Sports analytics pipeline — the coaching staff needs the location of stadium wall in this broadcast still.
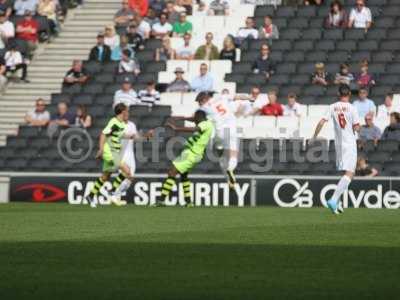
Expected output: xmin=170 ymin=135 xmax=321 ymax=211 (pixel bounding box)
xmin=1 ymin=173 xmax=400 ymax=209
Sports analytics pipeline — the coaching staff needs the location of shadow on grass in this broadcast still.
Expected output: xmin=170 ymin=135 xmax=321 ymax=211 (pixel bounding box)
xmin=0 ymin=241 xmax=399 ymax=300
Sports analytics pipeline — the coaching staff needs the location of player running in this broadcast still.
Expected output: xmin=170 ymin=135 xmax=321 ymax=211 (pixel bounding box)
xmin=313 ymin=85 xmax=360 ymax=214
xmin=109 ymin=119 xmax=153 ymax=205
xmin=85 ymin=103 xmax=152 ymax=208
xmin=157 ymin=109 xmax=214 ymax=206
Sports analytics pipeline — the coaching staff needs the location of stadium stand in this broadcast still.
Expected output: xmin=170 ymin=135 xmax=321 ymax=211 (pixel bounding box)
xmin=0 ymin=0 xmax=400 ymax=176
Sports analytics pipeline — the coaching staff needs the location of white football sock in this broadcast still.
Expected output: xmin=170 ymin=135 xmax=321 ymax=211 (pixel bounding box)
xmin=332 ymin=175 xmax=352 ymax=203
xmin=114 ymin=179 xmax=132 ymax=197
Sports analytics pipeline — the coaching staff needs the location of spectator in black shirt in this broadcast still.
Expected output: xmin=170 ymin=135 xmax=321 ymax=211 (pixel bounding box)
xmin=252 ymin=44 xmax=275 ymax=79
xmin=381 ymin=112 xmax=400 ymax=141
xmin=126 ymin=24 xmax=144 ymax=51
xmin=63 ymin=60 xmax=89 ymax=86
xmin=356 ymin=157 xmax=378 ymax=177
xmin=89 ymin=33 xmax=111 ymax=63
xmin=219 ymin=35 xmax=236 ymax=62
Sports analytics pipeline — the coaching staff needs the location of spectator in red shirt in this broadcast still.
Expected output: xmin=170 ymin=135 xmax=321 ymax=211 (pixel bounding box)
xmin=129 ymin=0 xmax=148 ymax=17
xmin=16 ymin=10 xmax=38 ymax=58
xmin=261 ymin=90 xmax=283 ymax=116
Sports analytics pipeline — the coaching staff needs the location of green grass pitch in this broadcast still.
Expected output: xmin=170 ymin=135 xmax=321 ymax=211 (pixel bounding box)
xmin=0 ymin=203 xmax=399 ymax=300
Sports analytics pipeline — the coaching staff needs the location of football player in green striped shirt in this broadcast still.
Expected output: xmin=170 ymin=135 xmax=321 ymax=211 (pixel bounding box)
xmin=85 ymin=103 xmax=140 ymax=208
xmin=158 ymin=109 xmax=214 ymax=206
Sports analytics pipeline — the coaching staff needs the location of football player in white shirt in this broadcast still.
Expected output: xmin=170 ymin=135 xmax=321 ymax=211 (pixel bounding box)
xmin=196 ymin=92 xmax=239 ymax=187
xmin=110 ymin=120 xmax=154 ymax=205
xmin=313 ymin=85 xmax=360 ymax=214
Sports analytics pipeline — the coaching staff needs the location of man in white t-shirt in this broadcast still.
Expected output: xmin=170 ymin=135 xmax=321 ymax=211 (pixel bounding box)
xmin=136 ymin=14 xmax=151 ymax=39
xmin=377 ymin=93 xmax=398 ymax=119
xmin=113 ymin=77 xmax=139 ymax=107
xmin=0 ymin=12 xmax=14 ymax=49
xmin=25 ymin=98 xmax=50 ymax=127
xmin=151 ymin=13 xmax=172 ymax=39
xmin=176 ymin=33 xmax=195 ymax=60
xmin=283 ymin=93 xmax=302 ymax=117
xmin=348 ymin=0 xmax=372 ymax=29
xmin=313 ymin=85 xmax=360 ymax=214
xmin=236 ymin=17 xmax=258 ymax=43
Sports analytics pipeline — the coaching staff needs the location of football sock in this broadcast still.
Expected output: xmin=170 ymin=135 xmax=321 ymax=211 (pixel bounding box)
xmin=161 ymin=176 xmax=176 ymax=201
xmin=332 ymin=175 xmax=352 ymax=203
xmin=227 ymin=157 xmax=238 ymax=172
xmin=114 ymin=179 xmax=132 ymax=197
xmin=181 ymin=173 xmax=192 ymax=203
xmin=111 ymin=173 xmax=126 ymax=193
xmin=89 ymin=177 xmax=105 ymax=198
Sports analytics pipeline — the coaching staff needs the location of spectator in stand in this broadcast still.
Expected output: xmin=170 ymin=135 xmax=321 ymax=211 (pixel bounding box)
xmin=165 ymin=1 xmax=179 ymax=24
xmin=63 ymin=60 xmax=88 ymax=86
xmin=0 ymin=11 xmax=15 ymax=50
xmin=356 ymin=157 xmax=378 ymax=177
xmin=167 ymin=67 xmax=190 ymax=92
xmin=0 ymin=0 xmax=13 ymax=18
xmin=135 ymin=14 xmax=151 ymax=39
xmin=114 ymin=0 xmax=136 ymax=34
xmin=145 ymin=7 xmax=159 ymax=27
xmin=194 ymin=32 xmax=219 ymax=60
xmin=14 ymin=0 xmax=37 ymax=16
xmin=258 ymin=15 xmax=279 ymax=39
xmin=4 ymin=45 xmax=29 ymax=82
xmin=126 ymin=24 xmax=144 ymax=51
xmin=353 ymin=87 xmax=376 ymax=119
xmin=0 ymin=57 xmax=6 ymax=91
xmin=176 ymin=32 xmax=195 ymax=60
xmin=304 ymin=0 xmax=323 ymax=5
xmin=155 ymin=36 xmax=176 ymax=61
xmin=190 ymin=63 xmax=214 ymax=92
xmin=356 ymin=61 xmax=375 ymax=89
xmin=359 ymin=112 xmax=381 ymax=145
xmin=74 ymin=105 xmax=92 ymax=129
xmin=129 ymin=0 xmax=148 ymax=17
xmin=219 ymin=35 xmax=236 ymax=62
xmin=311 ymin=62 xmax=330 ymax=86
xmin=283 ymin=92 xmax=302 ymax=117
xmin=334 ymin=63 xmax=354 ymax=86
xmin=149 ymin=0 xmax=165 ymax=15
xmin=38 ymin=0 xmax=58 ymax=35
xmin=252 ymin=44 xmax=275 ymax=80
xmin=24 ymin=98 xmax=50 ymax=127
xmin=196 ymin=1 xmax=207 ymax=16
xmin=377 ymin=94 xmax=397 ymax=119
xmin=113 ymin=77 xmax=139 ymax=107
xmin=118 ymin=49 xmax=140 ymax=75
xmin=234 ymin=85 xmax=268 ymax=116
xmin=111 ymin=35 xmax=134 ymax=61
xmin=261 ymin=90 xmax=283 ymax=116
xmin=172 ymin=12 xmax=192 ymax=37
xmin=152 ymin=12 xmax=172 ymax=39
xmin=89 ymin=33 xmax=111 ymax=63
xmin=381 ymin=112 xmax=400 ymax=141
xmin=236 ymin=17 xmax=258 ymax=45
xmin=138 ymin=80 xmax=160 ymax=106
xmin=16 ymin=10 xmax=39 ymax=58
xmin=208 ymin=0 xmax=229 ymax=16
xmin=348 ymin=0 xmax=372 ymax=30
xmin=47 ymin=101 xmax=75 ymax=138
xmin=104 ymin=25 xmax=120 ymax=51
xmin=325 ymin=0 xmax=348 ymax=28
xmin=173 ymin=0 xmax=186 ymax=14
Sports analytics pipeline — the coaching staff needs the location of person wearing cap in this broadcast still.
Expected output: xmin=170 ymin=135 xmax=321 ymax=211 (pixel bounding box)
xmin=151 ymin=12 xmax=172 ymax=39
xmin=14 ymin=0 xmax=37 ymax=16
xmin=4 ymin=45 xmax=29 ymax=82
xmin=89 ymin=33 xmax=111 ymax=63
xmin=114 ymin=0 xmax=136 ymax=34
xmin=113 ymin=77 xmax=139 ymax=107
xmin=138 ymin=80 xmax=160 ymax=106
xmin=190 ymin=63 xmax=214 ymax=92
xmin=16 ymin=10 xmax=39 ymax=57
xmin=172 ymin=12 xmax=192 ymax=37
xmin=0 ymin=11 xmax=14 ymax=51
xmin=208 ymin=0 xmax=229 ymax=16
xmin=311 ymin=62 xmax=330 ymax=86
xmin=167 ymin=67 xmax=190 ymax=92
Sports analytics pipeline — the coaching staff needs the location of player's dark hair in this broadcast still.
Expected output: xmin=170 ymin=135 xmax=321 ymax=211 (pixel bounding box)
xmin=391 ymin=112 xmax=400 ymax=123
xmin=338 ymin=84 xmax=351 ymax=97
xmin=114 ymin=103 xmax=127 ymax=115
xmin=195 ymin=91 xmax=210 ymax=102
xmin=194 ymin=110 xmax=207 ymax=121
